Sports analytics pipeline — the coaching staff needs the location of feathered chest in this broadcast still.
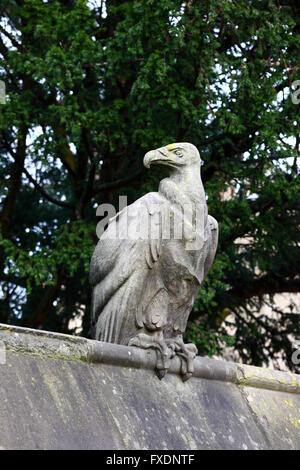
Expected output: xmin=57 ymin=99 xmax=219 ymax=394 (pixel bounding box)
xmin=144 ymin=194 xmax=210 ymax=285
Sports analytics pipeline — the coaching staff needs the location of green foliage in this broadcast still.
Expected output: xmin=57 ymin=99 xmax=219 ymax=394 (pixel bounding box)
xmin=0 ymin=0 xmax=299 ymax=370
xmin=0 ymin=220 xmax=94 ymax=289
xmin=185 ymin=320 xmax=236 ymax=358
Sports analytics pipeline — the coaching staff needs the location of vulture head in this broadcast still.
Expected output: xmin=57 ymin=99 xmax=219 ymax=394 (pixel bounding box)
xmin=143 ymin=142 xmax=200 ymax=170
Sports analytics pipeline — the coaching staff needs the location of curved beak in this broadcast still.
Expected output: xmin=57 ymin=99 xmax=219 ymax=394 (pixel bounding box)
xmin=143 ymin=147 xmax=179 ymax=169
xmin=143 ymin=150 xmax=157 ymax=169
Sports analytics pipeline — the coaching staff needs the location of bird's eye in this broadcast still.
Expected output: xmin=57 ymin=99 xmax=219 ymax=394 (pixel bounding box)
xmin=174 ymin=150 xmax=183 ymax=157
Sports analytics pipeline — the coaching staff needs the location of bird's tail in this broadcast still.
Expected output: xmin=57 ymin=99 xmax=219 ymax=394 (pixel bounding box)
xmin=93 ymin=274 xmax=138 ymax=345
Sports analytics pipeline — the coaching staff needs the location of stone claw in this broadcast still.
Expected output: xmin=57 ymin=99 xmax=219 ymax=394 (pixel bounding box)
xmin=182 ymin=372 xmax=193 ymax=382
xmin=156 ymin=367 xmax=168 ymax=380
xmin=166 ymin=339 xmax=197 ymax=382
xmin=128 ymin=332 xmax=175 ymax=380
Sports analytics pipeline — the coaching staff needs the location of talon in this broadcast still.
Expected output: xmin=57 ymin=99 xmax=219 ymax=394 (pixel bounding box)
xmin=168 ymin=342 xmax=176 ymax=353
xmin=156 ymin=368 xmax=168 ymax=380
xmin=166 ymin=338 xmax=197 ymax=381
xmin=182 ymin=372 xmax=193 ymax=382
xmin=186 ymin=343 xmax=198 ymax=355
xmin=128 ymin=337 xmax=141 ymax=347
xmin=128 ymin=332 xmax=173 ymax=380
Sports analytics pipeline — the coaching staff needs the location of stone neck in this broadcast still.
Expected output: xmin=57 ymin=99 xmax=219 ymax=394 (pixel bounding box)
xmin=159 ymin=163 xmax=206 ymax=207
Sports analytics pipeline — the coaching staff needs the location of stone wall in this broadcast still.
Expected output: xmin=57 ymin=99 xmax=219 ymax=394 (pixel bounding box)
xmin=0 ymin=323 xmax=299 ymax=450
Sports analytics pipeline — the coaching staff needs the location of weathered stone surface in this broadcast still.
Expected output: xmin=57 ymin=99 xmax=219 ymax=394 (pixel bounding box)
xmin=90 ymin=143 xmax=218 ymax=380
xmin=0 ymin=323 xmax=300 ymax=450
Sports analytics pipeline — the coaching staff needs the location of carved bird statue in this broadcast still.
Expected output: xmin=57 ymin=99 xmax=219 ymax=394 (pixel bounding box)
xmin=90 ymin=143 xmax=218 ymax=381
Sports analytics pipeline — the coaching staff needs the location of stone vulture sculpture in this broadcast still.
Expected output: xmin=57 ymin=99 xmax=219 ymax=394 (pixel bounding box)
xmin=90 ymin=143 xmax=218 ymax=381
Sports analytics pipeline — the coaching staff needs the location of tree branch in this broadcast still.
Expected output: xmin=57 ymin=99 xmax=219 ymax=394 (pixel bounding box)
xmin=28 ymin=272 xmax=63 ymax=329
xmin=92 ymin=168 xmax=145 ymax=196
xmin=22 ymin=168 xmax=74 ymax=209
xmin=228 ymin=275 xmax=300 ymax=302
xmin=0 ymin=24 xmax=23 ymax=51
xmin=0 ymin=125 xmax=28 ymax=273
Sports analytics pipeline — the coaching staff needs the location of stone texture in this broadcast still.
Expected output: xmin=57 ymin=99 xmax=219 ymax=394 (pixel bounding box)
xmin=0 ymin=323 xmax=300 ymax=450
xmin=90 ymin=143 xmax=218 ymax=380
